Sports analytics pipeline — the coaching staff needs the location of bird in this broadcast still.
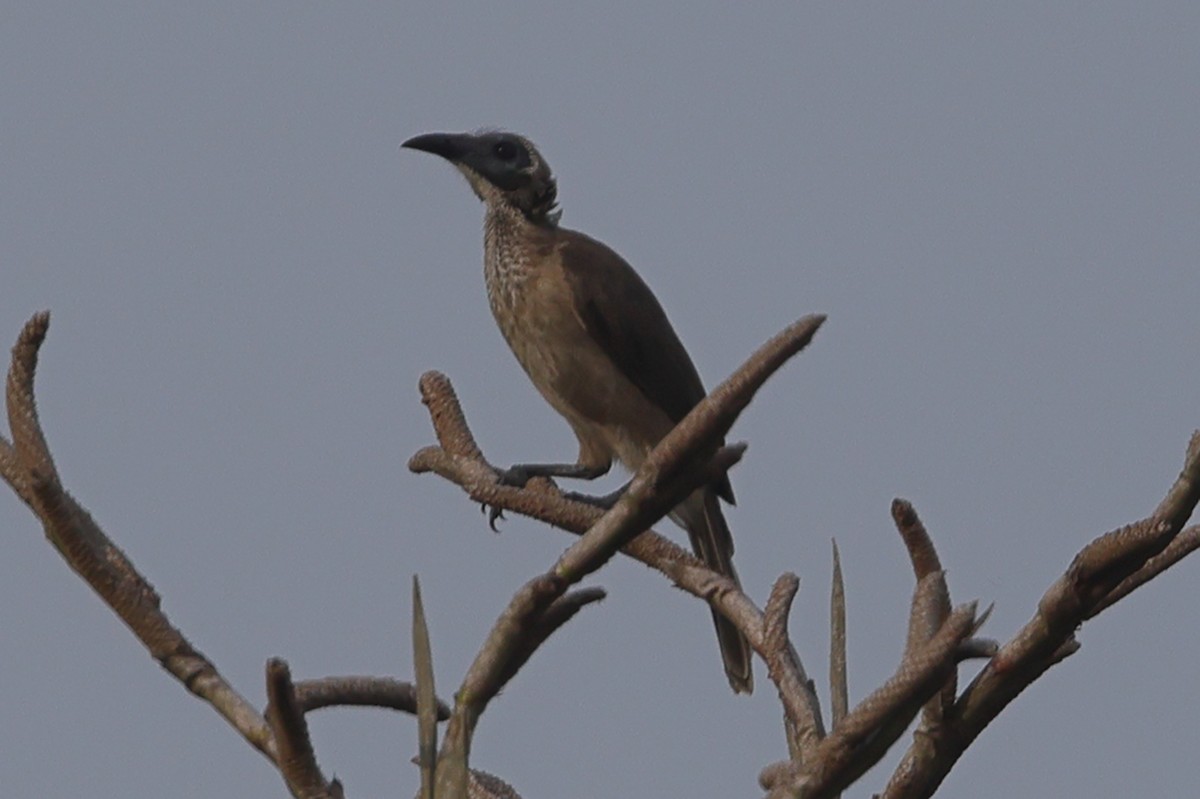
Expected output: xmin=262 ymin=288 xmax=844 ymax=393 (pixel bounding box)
xmin=402 ymin=130 xmax=753 ymax=694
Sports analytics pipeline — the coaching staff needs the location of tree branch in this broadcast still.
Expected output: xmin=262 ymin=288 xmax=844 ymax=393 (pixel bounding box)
xmin=266 ymin=659 xmax=342 ymax=799
xmin=764 ymin=572 xmax=825 ymax=764
xmin=880 ymin=431 xmax=1200 ymax=798
xmin=1 ymin=312 xmax=278 ymax=763
xmin=420 ymin=315 xmax=827 ymax=790
xmin=287 ymin=676 xmax=450 ymax=719
xmin=764 ymin=604 xmax=983 ymax=799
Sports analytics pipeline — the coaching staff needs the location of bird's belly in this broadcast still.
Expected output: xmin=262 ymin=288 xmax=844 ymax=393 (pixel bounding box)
xmin=491 ymin=285 xmax=672 ymax=471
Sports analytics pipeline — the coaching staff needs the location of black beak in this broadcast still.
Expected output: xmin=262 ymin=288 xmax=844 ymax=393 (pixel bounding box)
xmin=401 ymin=132 xmax=473 ymax=163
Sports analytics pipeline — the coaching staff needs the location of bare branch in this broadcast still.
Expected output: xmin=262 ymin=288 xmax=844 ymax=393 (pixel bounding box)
xmin=764 ymin=573 xmax=823 ymax=763
xmin=478 ymin=587 xmax=610 ymax=700
xmin=875 ymin=500 xmax=957 ymax=799
xmin=553 ymin=444 xmax=747 ymax=584
xmin=1153 ymin=430 xmax=1200 ymax=528
xmin=525 ymin=587 xmax=608 ymax=656
xmin=880 ymin=432 xmax=1200 ymax=798
xmin=771 ymin=603 xmax=982 ymax=799
xmin=287 ymin=675 xmax=451 ymax=719
xmin=1 ymin=313 xmax=277 ymax=763
xmin=8 ymin=302 xmax=1192 ymax=799
xmin=420 ymin=370 xmax=486 ymax=462
xmin=6 ymin=312 xmax=59 ymax=490
xmin=0 ymin=437 xmax=32 ymax=507
xmin=1090 ymin=524 xmax=1200 ymax=615
xmin=438 ymin=580 xmax=605 ymax=797
xmin=266 ymin=659 xmax=339 ymax=799
xmin=903 ymin=573 xmax=951 ymax=661
xmin=891 ymin=499 xmax=943 ymax=581
xmin=411 ymin=435 xmax=727 ymax=571
xmin=436 ymin=716 xmax=472 ymax=799
xmin=644 ymin=314 xmax=826 ymax=495
xmin=437 ymin=573 xmax=565 ymax=798
xmin=887 ymin=573 xmax=957 ymax=793
xmin=461 ymin=578 xmax=602 ymax=711
xmin=657 ymin=559 xmax=761 ymax=647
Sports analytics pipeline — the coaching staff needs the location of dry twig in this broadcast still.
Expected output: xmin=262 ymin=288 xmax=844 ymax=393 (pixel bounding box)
xmin=1 ymin=312 xmax=278 ymax=762
xmin=1 ymin=313 xmax=458 ymax=798
xmin=880 ymin=434 xmax=1200 ymax=798
xmin=266 ymin=658 xmax=342 ymax=799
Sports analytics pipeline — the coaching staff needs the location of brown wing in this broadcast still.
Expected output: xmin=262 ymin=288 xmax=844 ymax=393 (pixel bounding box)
xmin=558 ymin=228 xmax=735 ymax=503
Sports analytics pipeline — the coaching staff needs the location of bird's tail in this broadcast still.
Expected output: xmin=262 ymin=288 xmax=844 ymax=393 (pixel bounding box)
xmin=671 ymin=489 xmax=754 ymax=694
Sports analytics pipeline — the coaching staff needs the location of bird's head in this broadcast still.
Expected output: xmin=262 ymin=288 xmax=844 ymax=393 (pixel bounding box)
xmin=402 ymin=130 xmax=560 ymax=225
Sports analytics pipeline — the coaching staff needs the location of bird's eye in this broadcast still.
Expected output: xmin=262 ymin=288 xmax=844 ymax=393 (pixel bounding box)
xmin=493 ymin=140 xmax=520 ymax=161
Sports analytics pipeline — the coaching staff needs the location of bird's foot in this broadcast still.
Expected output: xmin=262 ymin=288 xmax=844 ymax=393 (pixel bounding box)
xmin=495 ymin=464 xmax=536 ymax=489
xmin=483 ymin=465 xmax=544 ymax=531
xmin=484 ymin=462 xmax=609 ymax=530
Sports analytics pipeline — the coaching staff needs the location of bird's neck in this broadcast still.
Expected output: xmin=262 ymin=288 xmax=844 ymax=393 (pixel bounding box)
xmin=480 ymin=203 xmax=528 ymax=311
xmin=483 ymin=204 xmax=540 ymax=312
xmin=482 ymin=202 xmax=566 ymax=332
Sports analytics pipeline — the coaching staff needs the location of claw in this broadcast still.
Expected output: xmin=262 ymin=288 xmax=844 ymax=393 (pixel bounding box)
xmin=480 ymin=502 xmax=506 ymax=531
xmin=481 ymin=465 xmax=529 ymax=532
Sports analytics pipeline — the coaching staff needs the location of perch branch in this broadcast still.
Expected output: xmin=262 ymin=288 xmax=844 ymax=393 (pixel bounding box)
xmin=421 ymin=315 xmax=827 ymax=788
xmin=410 ymin=316 xmax=825 ymax=627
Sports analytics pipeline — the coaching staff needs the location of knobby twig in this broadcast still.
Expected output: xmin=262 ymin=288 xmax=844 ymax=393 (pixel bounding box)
xmin=266 ymin=659 xmax=342 ymax=799
xmin=763 ymin=604 xmax=984 ymax=799
xmin=892 ymin=501 xmax=957 ymax=728
xmin=1 ymin=312 xmax=277 ymax=762
xmin=1 ymin=313 xmax=458 ymax=798
xmin=764 ymin=573 xmax=824 ymax=765
xmin=292 ymin=676 xmax=450 ymax=718
xmin=1088 ymin=523 xmax=1200 ymax=615
xmin=880 ymin=433 xmax=1200 ymax=798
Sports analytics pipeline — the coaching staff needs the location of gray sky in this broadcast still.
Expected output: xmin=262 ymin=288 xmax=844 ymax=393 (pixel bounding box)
xmin=3 ymin=3 xmax=1198 ymax=797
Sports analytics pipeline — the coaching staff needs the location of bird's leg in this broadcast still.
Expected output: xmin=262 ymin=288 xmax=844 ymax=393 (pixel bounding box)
xmin=497 ymin=461 xmax=610 ymax=487
xmin=486 ymin=461 xmax=611 ymax=529
xmin=562 ymin=480 xmax=629 ymax=509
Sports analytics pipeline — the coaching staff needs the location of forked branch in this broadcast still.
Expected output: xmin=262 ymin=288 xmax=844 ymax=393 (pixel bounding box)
xmin=7 ymin=306 xmax=1194 ymax=799
xmin=1 ymin=312 xmax=277 ymax=762
xmin=881 ymin=434 xmax=1200 ymax=798
xmin=0 ymin=313 xmax=454 ymax=797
